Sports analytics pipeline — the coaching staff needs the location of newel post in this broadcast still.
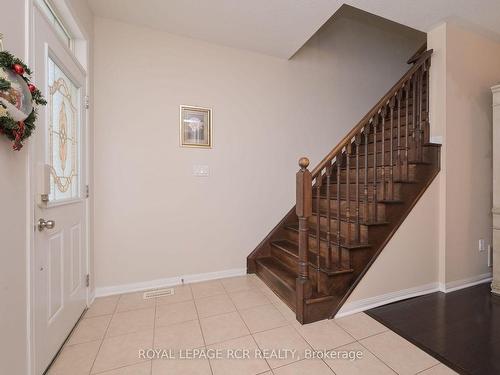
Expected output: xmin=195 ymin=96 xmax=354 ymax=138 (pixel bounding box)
xmin=296 ymin=157 xmax=313 ymax=323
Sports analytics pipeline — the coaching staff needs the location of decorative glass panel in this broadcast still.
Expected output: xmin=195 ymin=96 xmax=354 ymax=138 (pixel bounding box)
xmin=48 ymin=57 xmax=80 ymax=202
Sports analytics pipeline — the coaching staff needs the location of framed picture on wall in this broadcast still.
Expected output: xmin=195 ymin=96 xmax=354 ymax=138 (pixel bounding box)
xmin=180 ymin=105 xmax=212 ymax=148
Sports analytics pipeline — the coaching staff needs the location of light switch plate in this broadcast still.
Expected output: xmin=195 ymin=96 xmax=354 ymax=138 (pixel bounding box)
xmin=192 ymin=165 xmax=209 ymax=177
xmin=479 ymin=239 xmax=486 ymax=252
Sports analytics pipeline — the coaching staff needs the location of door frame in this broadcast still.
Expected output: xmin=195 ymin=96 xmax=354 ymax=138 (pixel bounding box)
xmin=26 ymin=1 xmax=91 ymax=374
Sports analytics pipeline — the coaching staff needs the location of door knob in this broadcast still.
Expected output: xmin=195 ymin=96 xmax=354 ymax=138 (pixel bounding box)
xmin=38 ymin=218 xmax=56 ymax=231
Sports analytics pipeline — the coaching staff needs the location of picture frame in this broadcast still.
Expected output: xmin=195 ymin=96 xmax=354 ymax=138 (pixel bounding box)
xmin=179 ymin=105 xmax=212 ymax=148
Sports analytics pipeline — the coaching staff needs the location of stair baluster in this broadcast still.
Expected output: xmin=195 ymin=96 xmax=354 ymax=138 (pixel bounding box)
xmin=346 ymin=143 xmax=352 ymax=246
xmin=354 ymin=135 xmax=362 ymax=242
xmin=315 ymin=173 xmax=322 ymax=292
xmin=363 ymin=126 xmax=370 ymax=222
xmin=380 ymin=107 xmax=386 ymax=200
xmin=424 ymin=59 xmax=431 ymax=143
xmin=397 ymin=90 xmax=403 ymax=180
xmin=389 ymin=97 xmax=395 ymax=198
xmin=296 ymin=157 xmax=312 ymax=323
xmin=372 ymin=119 xmax=378 ymax=222
xmin=412 ymin=73 xmax=417 ymax=161
xmin=325 ymin=161 xmax=332 ymax=269
xmin=404 ymin=83 xmax=410 ymax=180
xmin=336 ymin=153 xmax=342 ymax=268
xmin=418 ymin=64 xmax=426 ymax=156
xmin=413 ymin=69 xmax=420 ymax=161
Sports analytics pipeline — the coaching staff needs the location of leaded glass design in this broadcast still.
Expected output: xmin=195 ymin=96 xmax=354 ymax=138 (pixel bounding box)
xmin=48 ymin=57 xmax=80 ymax=202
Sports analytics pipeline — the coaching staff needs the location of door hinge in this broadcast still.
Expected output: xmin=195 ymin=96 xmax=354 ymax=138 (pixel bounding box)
xmin=85 ymin=185 xmax=90 ymax=198
xmin=86 ymin=274 xmax=90 ymax=287
xmin=84 ymin=95 xmax=90 ymax=109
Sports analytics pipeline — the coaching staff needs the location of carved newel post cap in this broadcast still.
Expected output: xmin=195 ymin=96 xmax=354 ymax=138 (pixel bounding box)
xmin=298 ymin=157 xmax=310 ymax=170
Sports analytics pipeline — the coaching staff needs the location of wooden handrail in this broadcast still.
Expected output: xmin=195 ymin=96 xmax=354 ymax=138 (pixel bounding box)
xmin=407 ymin=43 xmax=427 ymax=64
xmin=310 ymin=49 xmax=433 ymax=178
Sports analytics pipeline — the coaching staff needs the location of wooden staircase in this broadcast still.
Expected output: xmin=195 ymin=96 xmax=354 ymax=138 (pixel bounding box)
xmin=247 ymin=47 xmax=440 ymax=324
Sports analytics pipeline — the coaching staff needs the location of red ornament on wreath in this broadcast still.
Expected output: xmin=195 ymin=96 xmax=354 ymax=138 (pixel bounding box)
xmin=0 ymin=35 xmax=47 ymax=151
xmin=12 ymin=63 xmax=25 ymax=75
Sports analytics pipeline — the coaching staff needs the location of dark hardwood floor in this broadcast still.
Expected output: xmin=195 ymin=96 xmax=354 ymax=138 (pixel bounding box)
xmin=366 ymin=283 xmax=500 ymax=375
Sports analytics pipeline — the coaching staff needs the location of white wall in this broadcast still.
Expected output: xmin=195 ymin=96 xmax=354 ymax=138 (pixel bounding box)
xmin=441 ymin=23 xmax=500 ymax=284
xmin=342 ymin=181 xmax=440 ymax=312
xmin=342 ymin=21 xmax=500 ymax=311
xmin=93 ymin=7 xmax=424 ymax=292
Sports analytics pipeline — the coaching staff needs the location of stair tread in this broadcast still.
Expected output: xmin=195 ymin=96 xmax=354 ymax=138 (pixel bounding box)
xmin=271 ymin=239 xmax=355 ymax=275
xmin=256 ymin=257 xmax=297 ymax=290
xmin=312 ymin=195 xmax=404 ymax=204
xmin=256 ymin=256 xmax=341 ymax=301
xmin=345 ymin=160 xmax=431 ymax=169
xmin=317 ymin=179 xmax=417 ymax=186
xmin=285 ymin=223 xmax=372 ymax=248
xmin=310 ymin=209 xmax=390 ymax=226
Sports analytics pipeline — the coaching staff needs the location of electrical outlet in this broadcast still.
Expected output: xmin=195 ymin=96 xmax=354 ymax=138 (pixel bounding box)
xmin=192 ymin=165 xmax=209 ymax=177
xmin=479 ymin=239 xmax=486 ymax=252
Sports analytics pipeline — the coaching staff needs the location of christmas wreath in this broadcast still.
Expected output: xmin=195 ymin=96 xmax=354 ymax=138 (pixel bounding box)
xmin=0 ymin=50 xmax=46 ymax=150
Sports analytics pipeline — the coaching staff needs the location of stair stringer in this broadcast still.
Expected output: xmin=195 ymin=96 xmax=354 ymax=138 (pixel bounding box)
xmin=329 ymin=144 xmax=441 ymax=318
xmin=336 ymin=177 xmax=440 ymax=317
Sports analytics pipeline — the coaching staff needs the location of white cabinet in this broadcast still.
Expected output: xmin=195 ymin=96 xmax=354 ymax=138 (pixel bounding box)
xmin=492 ymin=84 xmax=500 ymax=295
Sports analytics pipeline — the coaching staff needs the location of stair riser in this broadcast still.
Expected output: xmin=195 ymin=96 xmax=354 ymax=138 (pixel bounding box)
xmin=321 ymin=181 xmax=402 ymax=201
xmin=309 ymin=270 xmax=353 ymax=296
xmin=305 ymin=217 xmax=369 ymax=243
xmin=343 ymin=144 xmax=435 ymax=168
xmin=271 ymin=245 xmax=298 ymax=271
xmin=271 ymin=242 xmax=351 ymax=272
xmin=355 ymin=146 xmax=421 ymax=161
xmin=367 ymin=124 xmax=429 ymax=144
xmin=339 ymin=164 xmax=417 ymax=182
xmin=298 ymin=294 xmax=343 ymax=324
xmin=255 ymin=262 xmax=296 ymax=308
xmin=364 ymin=137 xmax=419 ymax=154
xmin=341 ymin=154 xmax=425 ymax=169
xmin=283 ymin=227 xmax=368 ymax=259
xmin=272 ymin=247 xmax=352 ymax=302
xmin=314 ymin=199 xmax=386 ymax=222
xmin=357 ymin=138 xmax=407 ymax=155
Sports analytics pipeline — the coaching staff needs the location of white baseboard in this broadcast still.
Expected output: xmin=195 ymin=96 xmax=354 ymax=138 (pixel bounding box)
xmin=438 ymin=272 xmax=492 ymax=293
xmin=335 ymin=282 xmax=440 ymax=318
xmin=88 ymin=290 xmax=96 ymax=307
xmin=335 ymin=273 xmax=493 ymax=318
xmin=95 ymin=268 xmax=247 ymax=297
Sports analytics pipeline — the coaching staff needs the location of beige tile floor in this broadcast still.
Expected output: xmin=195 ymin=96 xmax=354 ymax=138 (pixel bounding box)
xmin=47 ymin=274 xmax=458 ymax=375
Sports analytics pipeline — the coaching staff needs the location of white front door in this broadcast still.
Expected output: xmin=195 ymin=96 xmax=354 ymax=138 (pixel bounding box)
xmin=32 ymin=7 xmax=88 ymax=374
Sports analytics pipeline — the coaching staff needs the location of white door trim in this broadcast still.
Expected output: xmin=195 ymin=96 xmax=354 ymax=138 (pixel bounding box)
xmin=26 ymin=1 xmax=90 ymax=374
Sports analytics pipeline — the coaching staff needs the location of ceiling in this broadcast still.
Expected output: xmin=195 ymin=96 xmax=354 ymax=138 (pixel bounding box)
xmin=88 ymin=0 xmax=500 ymax=59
